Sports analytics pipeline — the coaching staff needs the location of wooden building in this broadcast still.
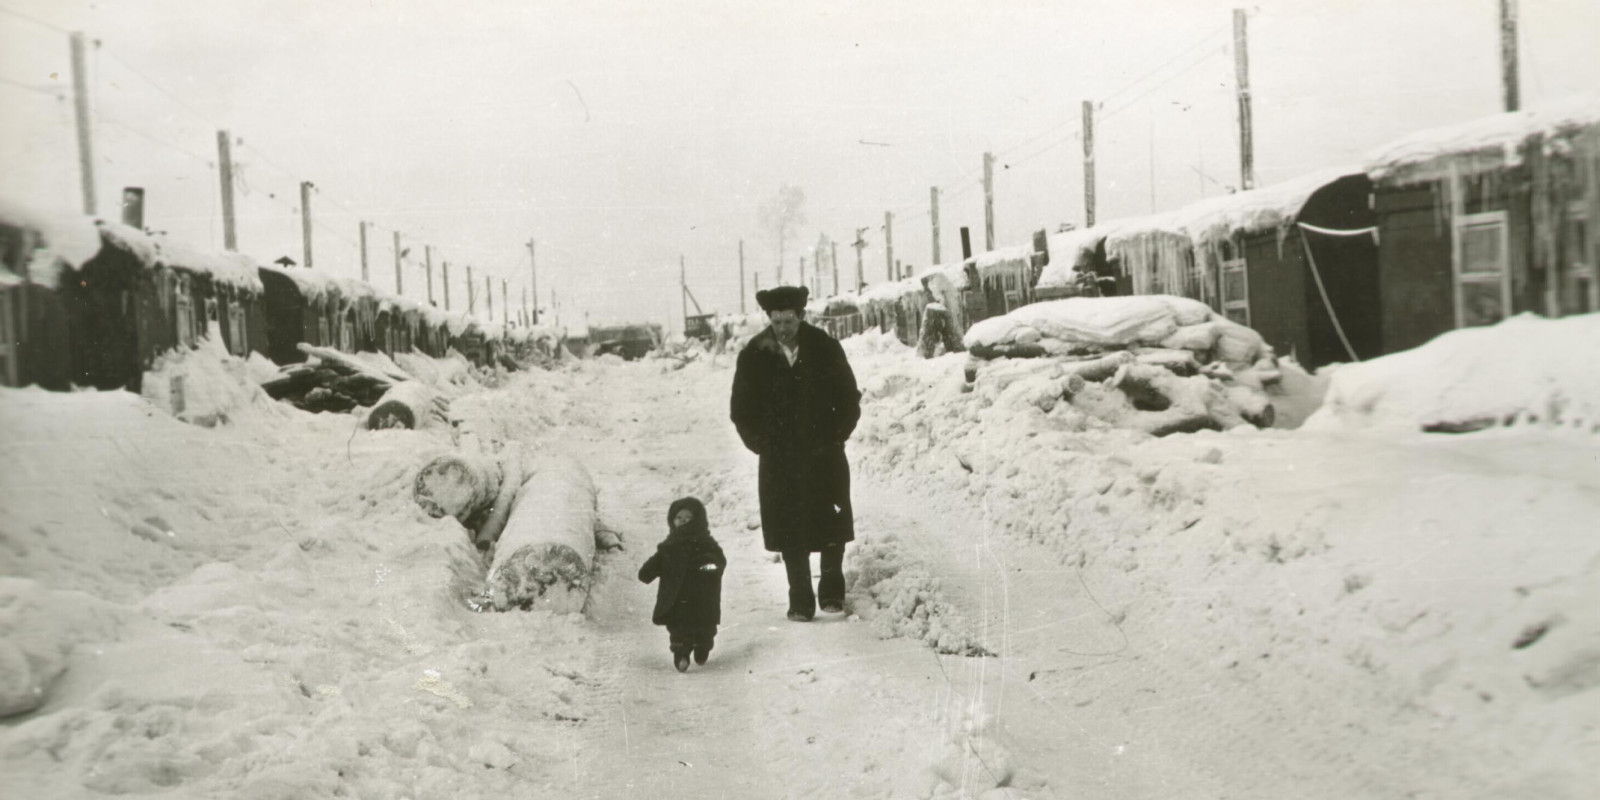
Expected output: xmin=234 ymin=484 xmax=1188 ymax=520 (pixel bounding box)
xmin=1366 ymin=102 xmax=1600 ymax=354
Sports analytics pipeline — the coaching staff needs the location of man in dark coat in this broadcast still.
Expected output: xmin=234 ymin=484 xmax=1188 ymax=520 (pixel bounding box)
xmin=638 ymin=497 xmax=726 ymax=672
xmin=730 ymin=285 xmax=861 ymax=622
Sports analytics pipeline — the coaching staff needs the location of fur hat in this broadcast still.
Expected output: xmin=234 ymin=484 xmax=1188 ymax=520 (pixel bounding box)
xmin=755 ymin=285 xmax=808 ymax=313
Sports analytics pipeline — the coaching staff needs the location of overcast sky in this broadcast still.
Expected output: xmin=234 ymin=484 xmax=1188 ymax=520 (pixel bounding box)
xmin=3 ymin=0 xmax=1597 ymax=330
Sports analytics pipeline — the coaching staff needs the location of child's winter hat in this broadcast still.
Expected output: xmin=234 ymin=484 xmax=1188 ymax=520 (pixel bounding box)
xmin=667 ymin=496 xmax=707 ymax=528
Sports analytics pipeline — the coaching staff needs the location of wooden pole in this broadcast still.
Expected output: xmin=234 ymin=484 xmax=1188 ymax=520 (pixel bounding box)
xmin=467 ymin=266 xmax=474 ymax=313
xmin=1082 ymin=101 xmax=1096 ymax=227
xmin=1233 ymin=8 xmax=1255 ymax=191
xmin=739 ymin=239 xmax=746 ymax=314
xmin=300 ymin=181 xmax=314 ymax=269
xmin=216 ymin=131 xmax=237 ymax=250
xmin=443 ymin=261 xmax=451 ymax=310
xmin=799 ymin=255 xmax=807 ymax=289
xmin=502 ymin=279 xmax=508 ymax=324
xmin=527 ymin=240 xmax=539 ymax=324
xmin=69 ymin=32 xmax=96 ymax=215
xmin=930 ymin=186 xmax=942 ymax=265
xmin=393 ymin=231 xmax=403 ymax=294
xmin=425 ymin=246 xmax=434 ymax=304
xmin=960 ymin=226 xmax=973 ymax=260
xmin=831 ymin=240 xmax=840 ymax=296
xmin=486 ymin=274 xmax=493 ymax=319
xmin=982 ymin=152 xmax=995 ymax=251
xmin=884 ymin=212 xmax=895 ymax=282
xmin=1500 ymin=0 xmax=1520 ymax=112
xmin=852 ymin=228 xmax=866 ymax=291
xmin=358 ymin=221 xmax=368 ymax=282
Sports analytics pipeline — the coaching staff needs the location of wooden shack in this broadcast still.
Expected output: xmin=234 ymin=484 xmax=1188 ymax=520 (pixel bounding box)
xmin=1366 ymin=101 xmax=1600 ymax=354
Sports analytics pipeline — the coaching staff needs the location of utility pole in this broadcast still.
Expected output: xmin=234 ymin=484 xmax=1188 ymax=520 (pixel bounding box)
xmin=831 ymin=240 xmax=839 ymax=295
xmin=1500 ymin=0 xmax=1520 ymax=112
xmin=443 ymin=261 xmax=451 ymax=310
xmin=216 ymin=131 xmax=237 ymax=250
xmin=358 ymin=221 xmax=368 ymax=282
xmin=485 ymin=274 xmax=493 ymax=319
xmin=852 ymin=228 xmax=867 ymax=291
xmin=739 ymin=239 xmax=746 ymax=314
xmin=502 ymin=279 xmax=508 ymax=324
xmin=930 ymin=187 xmax=942 ymax=265
xmin=69 ymin=32 xmax=96 ymax=215
xmin=522 ymin=287 xmax=528 ymax=326
xmin=300 ymin=181 xmax=314 ymax=269
xmin=884 ymin=212 xmax=894 ymax=282
xmin=982 ymin=152 xmax=996 ymax=251
xmin=526 ymin=240 xmax=539 ymax=324
xmin=1233 ymin=8 xmax=1256 ymax=191
xmin=425 ymin=246 xmax=434 ymax=305
xmin=467 ymin=265 xmax=474 ymax=313
xmin=1082 ymin=101 xmax=1096 ymax=227
xmin=799 ymin=255 xmax=807 ymax=289
xmin=392 ymin=231 xmax=403 ymax=294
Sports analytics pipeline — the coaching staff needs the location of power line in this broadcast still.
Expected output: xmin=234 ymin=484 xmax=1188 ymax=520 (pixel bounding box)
xmin=1101 ymin=44 xmax=1227 ymax=121
xmin=0 ymin=73 xmax=66 ymax=99
xmin=99 ymin=46 xmax=223 ymax=131
xmin=0 ymin=3 xmax=69 ymax=34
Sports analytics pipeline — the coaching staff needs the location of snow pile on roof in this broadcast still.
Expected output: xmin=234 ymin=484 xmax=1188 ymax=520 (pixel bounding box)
xmin=858 ymin=276 xmax=924 ymax=304
xmin=1305 ymin=312 xmax=1600 ymax=434
xmin=971 ymin=244 xmax=1033 ymax=270
xmin=1174 ymin=167 xmax=1358 ymax=249
xmin=260 ymin=263 xmax=377 ymax=306
xmin=1365 ymin=96 xmax=1600 ymax=185
xmin=99 ymin=223 xmax=264 ymax=294
xmin=0 ymin=194 xmax=104 ymax=277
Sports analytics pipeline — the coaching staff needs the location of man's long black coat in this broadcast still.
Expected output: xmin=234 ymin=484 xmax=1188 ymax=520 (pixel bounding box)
xmin=730 ymin=322 xmax=862 ymax=553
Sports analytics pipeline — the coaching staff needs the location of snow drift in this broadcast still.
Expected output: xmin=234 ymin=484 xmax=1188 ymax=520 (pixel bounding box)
xmin=1305 ymin=312 xmax=1600 ymax=434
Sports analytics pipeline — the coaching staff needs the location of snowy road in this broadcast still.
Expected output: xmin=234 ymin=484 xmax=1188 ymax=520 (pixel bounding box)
xmin=4 ymin=338 xmax=1597 ymax=799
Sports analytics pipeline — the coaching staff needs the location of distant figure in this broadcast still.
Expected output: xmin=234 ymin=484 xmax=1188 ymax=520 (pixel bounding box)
xmin=638 ymin=497 xmax=726 ymax=672
xmin=730 ymin=285 xmax=862 ymax=622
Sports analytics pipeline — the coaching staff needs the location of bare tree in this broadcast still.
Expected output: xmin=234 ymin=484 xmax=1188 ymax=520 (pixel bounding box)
xmin=758 ymin=185 xmax=806 ymax=284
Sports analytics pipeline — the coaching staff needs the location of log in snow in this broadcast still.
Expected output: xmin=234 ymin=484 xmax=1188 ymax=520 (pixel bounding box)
xmin=413 ymin=453 xmax=504 ymax=533
xmin=487 ymin=455 xmax=598 ymax=614
xmin=366 ymin=381 xmax=449 ymax=430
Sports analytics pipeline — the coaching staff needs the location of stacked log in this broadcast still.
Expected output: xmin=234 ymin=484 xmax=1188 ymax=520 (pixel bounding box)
xmin=486 ymin=455 xmax=598 ymax=614
xmin=413 ymin=453 xmax=507 ymax=540
xmin=367 ymin=381 xmax=449 ymax=430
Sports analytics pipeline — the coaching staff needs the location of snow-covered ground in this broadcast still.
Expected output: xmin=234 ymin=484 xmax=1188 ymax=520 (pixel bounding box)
xmin=3 ymin=315 xmax=1598 ymax=798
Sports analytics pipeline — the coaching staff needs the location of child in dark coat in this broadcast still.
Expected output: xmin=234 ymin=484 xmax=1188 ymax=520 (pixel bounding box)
xmin=638 ymin=497 xmax=726 ymax=672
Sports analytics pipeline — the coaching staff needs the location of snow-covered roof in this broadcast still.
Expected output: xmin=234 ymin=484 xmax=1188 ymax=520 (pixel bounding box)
xmin=857 ymin=275 xmax=924 ymax=303
xmin=1365 ymin=96 xmax=1600 ymax=186
xmin=0 ymin=195 xmax=120 ymax=288
xmin=972 ymin=244 xmax=1033 ymax=270
xmin=1172 ymin=167 xmax=1360 ymax=249
xmin=97 ymin=223 xmax=265 ymax=294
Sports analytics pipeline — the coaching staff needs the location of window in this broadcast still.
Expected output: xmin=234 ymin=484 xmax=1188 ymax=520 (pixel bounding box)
xmin=174 ymin=275 xmax=196 ymax=347
xmin=1453 ymin=212 xmax=1511 ymax=328
xmin=1562 ymin=205 xmax=1596 ymax=315
xmin=227 ymin=303 xmax=248 ymax=355
xmin=1220 ymin=246 xmax=1249 ymax=326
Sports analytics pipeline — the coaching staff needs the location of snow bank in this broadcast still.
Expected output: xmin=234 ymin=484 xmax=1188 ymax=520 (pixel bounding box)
xmin=1037 ymin=225 xmax=1116 ymax=289
xmin=141 ymin=326 xmax=289 ymax=427
xmin=847 ymin=536 xmax=989 ymax=656
xmin=1305 ymin=312 xmax=1600 ymax=434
